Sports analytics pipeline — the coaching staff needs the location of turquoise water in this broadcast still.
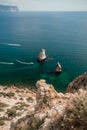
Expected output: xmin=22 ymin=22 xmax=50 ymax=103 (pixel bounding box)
xmin=0 ymin=12 xmax=87 ymax=91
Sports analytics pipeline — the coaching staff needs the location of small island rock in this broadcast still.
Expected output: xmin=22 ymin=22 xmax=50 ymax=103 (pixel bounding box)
xmin=55 ymin=62 xmax=62 ymax=73
xmin=38 ymin=49 xmax=46 ymax=61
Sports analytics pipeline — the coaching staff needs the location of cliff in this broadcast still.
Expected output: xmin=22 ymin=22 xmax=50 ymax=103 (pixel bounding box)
xmin=66 ymin=72 xmax=87 ymax=93
xmin=0 ymin=72 xmax=87 ymax=130
xmin=0 ymin=5 xmax=19 ymax=12
xmin=14 ymin=77 xmax=87 ymax=130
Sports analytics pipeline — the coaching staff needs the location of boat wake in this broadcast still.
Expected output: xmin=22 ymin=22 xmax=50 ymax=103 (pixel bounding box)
xmin=0 ymin=43 xmax=21 ymax=47
xmin=7 ymin=43 xmax=21 ymax=47
xmin=16 ymin=60 xmax=34 ymax=65
xmin=0 ymin=62 xmax=14 ymax=65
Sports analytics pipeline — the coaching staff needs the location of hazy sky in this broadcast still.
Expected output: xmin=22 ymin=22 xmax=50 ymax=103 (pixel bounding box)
xmin=0 ymin=0 xmax=87 ymax=11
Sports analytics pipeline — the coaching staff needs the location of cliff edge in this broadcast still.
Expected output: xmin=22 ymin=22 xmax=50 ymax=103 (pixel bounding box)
xmin=66 ymin=72 xmax=87 ymax=93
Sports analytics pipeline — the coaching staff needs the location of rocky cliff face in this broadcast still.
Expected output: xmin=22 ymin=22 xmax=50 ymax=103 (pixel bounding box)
xmin=14 ymin=77 xmax=87 ymax=130
xmin=66 ymin=72 xmax=87 ymax=93
xmin=14 ymin=80 xmax=69 ymax=130
xmin=0 ymin=72 xmax=87 ymax=130
xmin=0 ymin=5 xmax=19 ymax=12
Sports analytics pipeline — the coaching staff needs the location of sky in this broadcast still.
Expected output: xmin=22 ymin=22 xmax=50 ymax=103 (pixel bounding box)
xmin=0 ymin=0 xmax=87 ymax=11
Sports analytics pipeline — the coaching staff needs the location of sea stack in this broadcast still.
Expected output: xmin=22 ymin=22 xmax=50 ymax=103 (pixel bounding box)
xmin=38 ymin=49 xmax=46 ymax=61
xmin=55 ymin=62 xmax=62 ymax=73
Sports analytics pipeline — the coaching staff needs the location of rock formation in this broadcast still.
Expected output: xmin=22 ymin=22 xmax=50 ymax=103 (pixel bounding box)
xmin=38 ymin=49 xmax=46 ymax=61
xmin=13 ymin=80 xmax=68 ymax=130
xmin=66 ymin=72 xmax=87 ymax=93
xmin=0 ymin=5 xmax=19 ymax=12
xmin=55 ymin=62 xmax=62 ymax=73
xmin=13 ymin=73 xmax=87 ymax=130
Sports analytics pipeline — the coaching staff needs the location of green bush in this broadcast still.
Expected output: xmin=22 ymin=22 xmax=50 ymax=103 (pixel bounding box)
xmin=43 ymin=96 xmax=48 ymax=104
xmin=0 ymin=92 xmax=15 ymax=98
xmin=7 ymin=109 xmax=16 ymax=117
xmin=13 ymin=102 xmax=28 ymax=110
xmin=26 ymin=97 xmax=33 ymax=102
xmin=0 ymin=108 xmax=4 ymax=112
xmin=6 ymin=92 xmax=15 ymax=98
xmin=0 ymin=118 xmax=4 ymax=126
xmin=0 ymin=102 xmax=8 ymax=107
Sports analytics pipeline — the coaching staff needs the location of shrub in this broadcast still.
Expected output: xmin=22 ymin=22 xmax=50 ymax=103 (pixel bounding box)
xmin=6 ymin=92 xmax=15 ymax=98
xmin=43 ymin=96 xmax=48 ymax=104
xmin=20 ymin=97 xmax=23 ymax=100
xmin=13 ymin=102 xmax=28 ymax=110
xmin=7 ymin=109 xmax=16 ymax=118
xmin=0 ymin=92 xmax=15 ymax=98
xmin=0 ymin=102 xmax=8 ymax=107
xmin=0 ymin=118 xmax=4 ymax=126
xmin=0 ymin=108 xmax=4 ymax=112
xmin=26 ymin=97 xmax=33 ymax=102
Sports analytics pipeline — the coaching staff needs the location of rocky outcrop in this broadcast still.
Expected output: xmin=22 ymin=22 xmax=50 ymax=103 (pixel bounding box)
xmin=13 ymin=78 xmax=87 ymax=130
xmin=38 ymin=49 xmax=46 ymax=61
xmin=0 ymin=5 xmax=19 ymax=12
xmin=55 ymin=62 xmax=62 ymax=73
xmin=14 ymin=80 xmax=68 ymax=130
xmin=66 ymin=72 xmax=87 ymax=93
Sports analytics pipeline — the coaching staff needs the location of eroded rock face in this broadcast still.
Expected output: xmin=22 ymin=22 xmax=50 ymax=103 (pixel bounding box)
xmin=14 ymin=80 xmax=67 ymax=130
xmin=13 ymin=73 xmax=87 ymax=130
xmin=66 ymin=72 xmax=87 ymax=93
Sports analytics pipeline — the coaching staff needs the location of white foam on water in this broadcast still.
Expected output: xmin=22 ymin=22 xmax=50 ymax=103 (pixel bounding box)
xmin=0 ymin=62 xmax=14 ymax=65
xmin=16 ymin=60 xmax=34 ymax=65
xmin=7 ymin=43 xmax=21 ymax=47
xmin=0 ymin=43 xmax=21 ymax=47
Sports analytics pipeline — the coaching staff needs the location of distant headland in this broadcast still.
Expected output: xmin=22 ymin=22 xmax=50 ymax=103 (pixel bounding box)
xmin=0 ymin=5 xmax=19 ymax=12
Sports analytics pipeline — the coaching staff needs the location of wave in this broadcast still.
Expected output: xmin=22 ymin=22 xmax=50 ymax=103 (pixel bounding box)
xmin=0 ymin=62 xmax=14 ymax=65
xmin=16 ymin=60 xmax=34 ymax=65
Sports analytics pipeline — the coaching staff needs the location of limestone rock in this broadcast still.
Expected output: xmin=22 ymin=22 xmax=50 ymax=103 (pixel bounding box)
xmin=55 ymin=62 xmax=62 ymax=73
xmin=66 ymin=72 xmax=87 ymax=93
xmin=14 ymin=80 xmax=67 ymax=130
xmin=12 ymin=72 xmax=87 ymax=130
xmin=38 ymin=49 xmax=46 ymax=61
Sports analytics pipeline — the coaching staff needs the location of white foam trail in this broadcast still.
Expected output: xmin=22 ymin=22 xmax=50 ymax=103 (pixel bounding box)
xmin=0 ymin=43 xmax=21 ymax=47
xmin=16 ymin=60 xmax=34 ymax=65
xmin=7 ymin=43 xmax=21 ymax=47
xmin=0 ymin=62 xmax=14 ymax=65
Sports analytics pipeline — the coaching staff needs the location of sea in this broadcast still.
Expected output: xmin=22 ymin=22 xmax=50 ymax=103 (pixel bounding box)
xmin=0 ymin=12 xmax=87 ymax=92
